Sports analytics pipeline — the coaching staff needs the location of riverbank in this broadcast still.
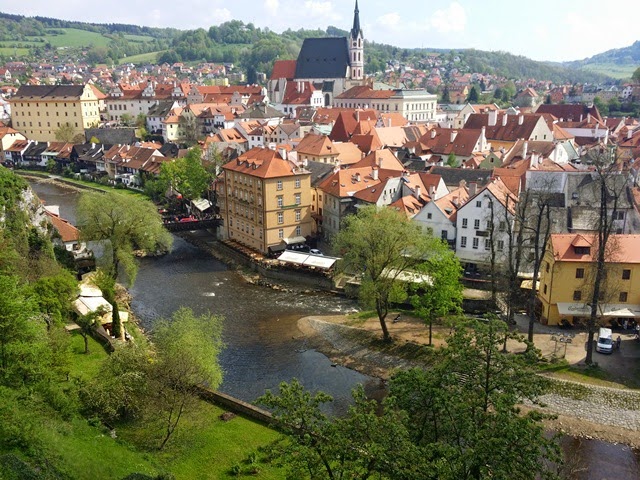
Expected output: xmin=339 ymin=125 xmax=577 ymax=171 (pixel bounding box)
xmin=297 ymin=313 xmax=640 ymax=448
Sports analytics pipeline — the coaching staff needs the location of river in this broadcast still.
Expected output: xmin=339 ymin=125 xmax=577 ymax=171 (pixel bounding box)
xmin=29 ymin=178 xmax=640 ymax=479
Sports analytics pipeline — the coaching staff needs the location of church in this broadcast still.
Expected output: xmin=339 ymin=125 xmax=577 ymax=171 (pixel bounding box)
xmin=268 ymin=0 xmax=365 ymax=110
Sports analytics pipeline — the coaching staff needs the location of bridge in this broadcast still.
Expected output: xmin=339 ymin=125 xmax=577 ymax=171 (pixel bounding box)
xmin=163 ymin=218 xmax=222 ymax=232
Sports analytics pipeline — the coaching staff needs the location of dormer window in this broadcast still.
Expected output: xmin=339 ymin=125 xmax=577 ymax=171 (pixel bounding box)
xmin=574 ymin=246 xmax=590 ymax=255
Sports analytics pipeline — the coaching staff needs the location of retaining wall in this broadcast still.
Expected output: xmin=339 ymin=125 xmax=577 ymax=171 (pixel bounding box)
xmin=197 ymin=387 xmax=274 ymax=425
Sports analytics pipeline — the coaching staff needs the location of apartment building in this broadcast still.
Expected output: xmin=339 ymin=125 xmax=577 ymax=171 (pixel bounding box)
xmin=11 ymin=84 xmax=101 ymax=141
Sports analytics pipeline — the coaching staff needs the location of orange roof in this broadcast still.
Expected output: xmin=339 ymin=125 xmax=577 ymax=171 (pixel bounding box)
xmin=270 ymin=60 xmax=297 ymax=80
xmin=435 ymin=185 xmax=470 ymax=221
xmin=353 ymin=149 xmax=404 ymax=171
xmin=223 ymin=147 xmax=302 ymax=179
xmin=295 ymin=134 xmax=334 ymax=157
xmin=550 ymin=234 xmax=640 ymax=263
xmin=317 ymin=166 xmax=398 ymax=198
xmin=390 ymin=195 xmax=424 ymax=218
xmin=335 ymin=85 xmax=395 ymax=100
xmin=46 ymin=211 xmax=79 ymax=243
xmin=333 ymin=142 xmax=363 ymax=165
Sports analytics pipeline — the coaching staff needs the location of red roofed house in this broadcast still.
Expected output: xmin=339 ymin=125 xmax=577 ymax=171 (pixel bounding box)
xmin=217 ymin=147 xmax=312 ymax=254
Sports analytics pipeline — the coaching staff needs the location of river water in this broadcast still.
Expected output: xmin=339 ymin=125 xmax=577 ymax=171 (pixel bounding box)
xmin=29 ymin=178 xmax=640 ymax=479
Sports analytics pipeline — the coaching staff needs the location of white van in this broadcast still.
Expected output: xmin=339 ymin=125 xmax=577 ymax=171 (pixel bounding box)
xmin=596 ymin=327 xmax=613 ymax=354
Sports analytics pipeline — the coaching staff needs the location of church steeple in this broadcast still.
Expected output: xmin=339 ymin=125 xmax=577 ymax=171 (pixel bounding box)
xmin=349 ymin=0 xmax=364 ymax=81
xmin=351 ymin=0 xmax=362 ymax=39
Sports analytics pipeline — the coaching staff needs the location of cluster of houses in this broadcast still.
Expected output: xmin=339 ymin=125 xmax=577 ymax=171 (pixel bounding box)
xmin=3 ymin=2 xmax=640 ymax=330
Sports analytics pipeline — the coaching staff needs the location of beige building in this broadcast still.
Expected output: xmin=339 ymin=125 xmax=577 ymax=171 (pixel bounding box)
xmin=218 ymin=147 xmax=312 ymax=254
xmin=11 ymin=84 xmax=101 ymax=141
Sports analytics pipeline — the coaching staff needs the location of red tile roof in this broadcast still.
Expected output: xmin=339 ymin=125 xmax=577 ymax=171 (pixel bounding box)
xmin=550 ymin=234 xmax=640 ymax=263
xmin=223 ymin=147 xmax=302 ymax=179
xmin=270 ymin=60 xmax=297 ymax=80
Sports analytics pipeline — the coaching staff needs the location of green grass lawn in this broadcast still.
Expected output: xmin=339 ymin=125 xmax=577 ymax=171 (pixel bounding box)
xmin=119 ymin=51 xmax=165 ymax=65
xmin=582 ymin=63 xmax=636 ymax=80
xmin=538 ymin=360 xmax=630 ymax=389
xmin=45 ymin=28 xmax=112 ymax=48
xmin=123 ymin=34 xmax=155 ymax=43
xmin=0 ymin=47 xmax=31 ymax=57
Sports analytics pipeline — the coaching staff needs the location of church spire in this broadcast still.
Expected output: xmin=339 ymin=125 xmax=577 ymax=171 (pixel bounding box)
xmin=351 ymin=0 xmax=362 ymax=39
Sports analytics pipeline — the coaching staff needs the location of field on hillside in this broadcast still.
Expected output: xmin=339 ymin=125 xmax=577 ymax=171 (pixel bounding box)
xmin=123 ymin=34 xmax=155 ymax=43
xmin=581 ymin=63 xmax=636 ymax=80
xmin=119 ymin=50 xmax=164 ymax=64
xmin=44 ymin=28 xmax=112 ymax=48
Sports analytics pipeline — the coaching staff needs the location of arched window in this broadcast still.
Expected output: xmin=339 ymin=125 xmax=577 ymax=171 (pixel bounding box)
xmin=358 ymin=39 xmax=361 ymax=47
xmin=358 ymin=52 xmax=361 ymax=62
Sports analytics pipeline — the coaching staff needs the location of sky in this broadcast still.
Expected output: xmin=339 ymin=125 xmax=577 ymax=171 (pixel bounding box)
xmin=3 ymin=0 xmax=640 ymax=62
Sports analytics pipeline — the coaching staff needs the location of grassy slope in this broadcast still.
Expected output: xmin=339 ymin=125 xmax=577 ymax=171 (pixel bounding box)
xmin=119 ymin=51 xmax=165 ymax=64
xmin=45 ymin=28 xmax=112 ymax=48
xmin=23 ymin=331 xmax=282 ymax=479
xmin=581 ymin=63 xmax=636 ymax=80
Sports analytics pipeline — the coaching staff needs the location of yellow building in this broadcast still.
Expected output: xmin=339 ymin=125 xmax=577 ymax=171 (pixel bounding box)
xmin=538 ymin=233 xmax=640 ymax=326
xmin=218 ymin=147 xmax=312 ymax=254
xmin=11 ymin=84 xmax=101 ymax=142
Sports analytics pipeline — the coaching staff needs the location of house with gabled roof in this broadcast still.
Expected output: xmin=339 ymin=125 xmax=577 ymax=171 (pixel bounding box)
xmin=413 ymin=183 xmax=470 ymax=247
xmin=463 ymin=111 xmax=553 ymax=151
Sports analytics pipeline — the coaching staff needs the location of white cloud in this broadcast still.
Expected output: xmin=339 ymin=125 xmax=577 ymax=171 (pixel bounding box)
xmin=264 ymin=0 xmax=279 ymax=15
xmin=430 ymin=2 xmax=466 ymax=34
xmin=303 ymin=1 xmax=340 ymax=21
xmin=211 ymin=7 xmax=232 ymax=24
xmin=376 ymin=12 xmax=401 ymax=29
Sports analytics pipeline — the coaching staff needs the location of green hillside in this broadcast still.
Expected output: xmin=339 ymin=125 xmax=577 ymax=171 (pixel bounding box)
xmin=45 ymin=28 xmax=112 ymax=47
xmin=565 ymin=41 xmax=640 ymax=79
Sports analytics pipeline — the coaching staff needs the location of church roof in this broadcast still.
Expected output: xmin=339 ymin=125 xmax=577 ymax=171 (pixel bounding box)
xmin=295 ymin=37 xmax=350 ymax=79
xmin=351 ymin=0 xmax=363 ymax=38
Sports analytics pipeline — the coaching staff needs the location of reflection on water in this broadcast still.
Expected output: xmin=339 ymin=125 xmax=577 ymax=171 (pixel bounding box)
xmin=30 ymin=179 xmax=640 ymax=478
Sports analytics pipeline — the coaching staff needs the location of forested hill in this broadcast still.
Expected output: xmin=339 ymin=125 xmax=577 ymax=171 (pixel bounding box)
xmin=563 ymin=41 xmax=640 ymax=79
xmin=0 ymin=11 xmax=612 ymax=84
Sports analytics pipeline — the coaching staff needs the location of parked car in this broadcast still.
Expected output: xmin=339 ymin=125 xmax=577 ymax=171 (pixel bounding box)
xmin=309 ymin=249 xmax=323 ymax=256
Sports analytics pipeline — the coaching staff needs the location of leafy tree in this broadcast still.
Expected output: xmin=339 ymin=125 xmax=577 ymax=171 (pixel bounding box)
xmin=135 ymin=113 xmax=147 ymax=129
xmin=54 ymin=122 xmax=76 ymax=142
xmin=143 ymin=176 xmax=170 ymax=203
xmin=389 ymin=319 xmax=560 ymax=480
xmin=120 ymin=113 xmax=133 ymax=126
xmin=441 ymin=85 xmax=451 ymax=103
xmin=334 ymin=206 xmax=433 ymax=342
xmin=150 ymin=307 xmax=224 ymax=449
xmin=545 ymin=94 xmax=552 ymax=104
xmin=89 ymin=136 xmax=101 ymax=144
xmin=592 ymin=96 xmax=609 ymax=117
xmin=258 ymin=380 xmax=421 ymax=479
xmin=31 ymin=270 xmax=78 ymax=327
xmin=74 ymin=307 xmax=106 ymax=355
xmin=446 ymin=152 xmax=458 ymax=167
xmin=632 ymin=66 xmax=640 ymax=83
xmin=411 ymin=239 xmax=463 ymax=345
xmin=77 ymin=191 xmax=172 ymax=284
xmin=92 ymin=269 xmax=121 ymax=339
xmin=467 ymin=85 xmax=479 ymax=103
xmin=159 ymin=147 xmax=212 ymax=202
xmin=608 ymin=96 xmax=621 ymax=114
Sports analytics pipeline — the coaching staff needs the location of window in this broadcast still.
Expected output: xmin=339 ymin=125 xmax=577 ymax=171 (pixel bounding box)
xmin=499 ymin=221 xmax=506 ymax=231
xmin=576 ymin=268 xmax=585 ymax=279
xmin=460 ymin=236 xmax=467 ymax=248
xmin=497 ymin=240 xmax=504 ymax=251
xmin=484 ymin=239 xmax=490 ymax=251
xmin=278 ymin=229 xmax=284 ymax=239
xmin=620 ymin=292 xmax=628 ymax=302
xmin=441 ymin=230 xmax=448 ymax=240
xmin=573 ymin=290 xmax=582 ymax=301
xmin=546 ymin=262 xmax=550 ymax=273
xmin=295 ymin=209 xmax=301 ymax=222
xmin=622 ymin=269 xmax=631 ymax=280
xmin=277 ymin=196 xmax=283 ymax=208
xmin=427 ymin=213 xmax=432 ymax=219
xmin=472 ymin=238 xmax=479 ymax=249
xmin=476 ymin=200 xmax=482 ymax=208
xmin=296 ymin=225 xmax=301 ymax=236
xmin=462 ymin=218 xmax=468 ymax=228
xmin=474 ymin=219 xmax=480 ymax=230
xmin=294 ymin=193 xmax=301 ymax=205
xmin=295 ymin=178 xmax=301 ymax=188
xmin=613 ymin=211 xmax=625 ymax=220
xmin=543 ymin=284 xmax=548 ymax=294
xmin=277 ymin=212 xmax=284 ymax=224
xmin=277 ymin=180 xmax=283 ymax=191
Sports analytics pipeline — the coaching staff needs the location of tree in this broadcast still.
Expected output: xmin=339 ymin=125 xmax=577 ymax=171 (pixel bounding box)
xmin=467 ymin=85 xmax=479 ymax=103
xmin=441 ymin=85 xmax=451 ymax=103
xmin=150 ymin=307 xmax=224 ymax=449
xmin=411 ymin=239 xmax=463 ymax=345
xmin=159 ymin=147 xmax=212 ymax=202
xmin=31 ymin=270 xmax=78 ymax=327
xmin=389 ymin=319 xmax=560 ymax=480
xmin=592 ymin=96 xmax=609 ymax=117
xmin=92 ymin=269 xmax=121 ymax=339
xmin=74 ymin=307 xmax=105 ymax=355
xmin=258 ymin=380 xmax=421 ymax=479
xmin=77 ymin=191 xmax=172 ymax=284
xmin=120 ymin=113 xmax=133 ymax=127
xmin=632 ymin=66 xmax=640 ymax=83
xmin=334 ymin=206 xmax=434 ymax=342
xmin=583 ymin=148 xmax=628 ymax=365
xmin=446 ymin=151 xmax=458 ymax=167
xmin=54 ymin=123 xmax=76 ymax=142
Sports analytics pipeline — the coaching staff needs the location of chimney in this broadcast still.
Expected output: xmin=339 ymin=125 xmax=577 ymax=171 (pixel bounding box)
xmin=372 ymin=166 xmax=379 ymax=180
xmin=430 ymin=129 xmax=437 ymax=139
xmin=587 ymin=113 xmax=591 ymax=123
xmin=428 ymin=185 xmax=435 ymax=197
xmin=355 ymin=172 xmax=361 ymax=182
xmin=502 ymin=114 xmax=508 ymax=126
xmin=522 ymin=141 xmax=528 ymax=159
xmin=415 ymin=185 xmax=422 ymax=199
xmin=531 ymin=151 xmax=540 ymax=165
xmin=452 ymin=196 xmax=459 ymax=207
xmin=628 ymin=129 xmax=633 ymax=140
xmin=469 ymin=182 xmax=477 ymax=196
xmin=488 ymin=109 xmax=498 ymax=126
xmin=278 ymin=147 xmax=287 ymax=160
xmin=296 ymin=81 xmax=301 ymax=93
xmin=518 ymin=114 xmax=524 ymax=125
xmin=387 ymin=117 xmax=391 ymax=128
xmin=450 ymin=130 xmax=458 ymax=143
xmin=459 ymin=179 xmax=467 ymax=188
xmin=91 ymin=142 xmax=95 ymax=149
xmin=356 ymin=110 xmax=360 ymax=122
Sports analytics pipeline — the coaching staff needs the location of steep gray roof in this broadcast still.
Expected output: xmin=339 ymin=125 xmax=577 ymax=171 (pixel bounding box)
xmin=428 ymin=166 xmax=493 ymax=188
xmin=85 ymin=128 xmax=137 ymax=147
xmin=295 ymin=38 xmax=350 ymax=79
xmin=14 ymin=85 xmax=85 ymax=99
xmin=306 ymin=160 xmax=336 ymax=187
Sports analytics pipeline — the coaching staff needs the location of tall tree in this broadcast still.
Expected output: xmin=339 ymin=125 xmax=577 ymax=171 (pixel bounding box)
xmin=54 ymin=122 xmax=76 ymax=142
xmin=389 ymin=318 xmax=560 ymax=480
xmin=150 ymin=307 xmax=224 ymax=449
xmin=411 ymin=238 xmax=463 ymax=345
xmin=77 ymin=191 xmax=172 ymax=284
xmin=441 ymin=85 xmax=451 ymax=103
xmin=467 ymin=85 xmax=479 ymax=103
xmin=333 ymin=206 xmax=433 ymax=342
xmin=160 ymin=147 xmax=212 ymax=202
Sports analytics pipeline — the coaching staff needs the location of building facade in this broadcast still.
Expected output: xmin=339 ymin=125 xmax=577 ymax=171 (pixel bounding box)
xmin=218 ymin=147 xmax=312 ymax=254
xmin=11 ymin=84 xmax=101 ymax=141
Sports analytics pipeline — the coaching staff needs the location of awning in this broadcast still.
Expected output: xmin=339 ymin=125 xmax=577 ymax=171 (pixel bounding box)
xmin=277 ymin=251 xmax=339 ymax=270
xmin=283 ymin=236 xmax=306 ymax=245
xmin=192 ymin=198 xmax=212 ymax=212
xmin=268 ymin=243 xmax=287 ymax=253
xmin=73 ymin=296 xmax=113 ymax=324
xmin=557 ymin=302 xmax=640 ymax=318
xmin=277 ymin=250 xmax=306 ymax=264
xmin=520 ymin=280 xmax=540 ymax=290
